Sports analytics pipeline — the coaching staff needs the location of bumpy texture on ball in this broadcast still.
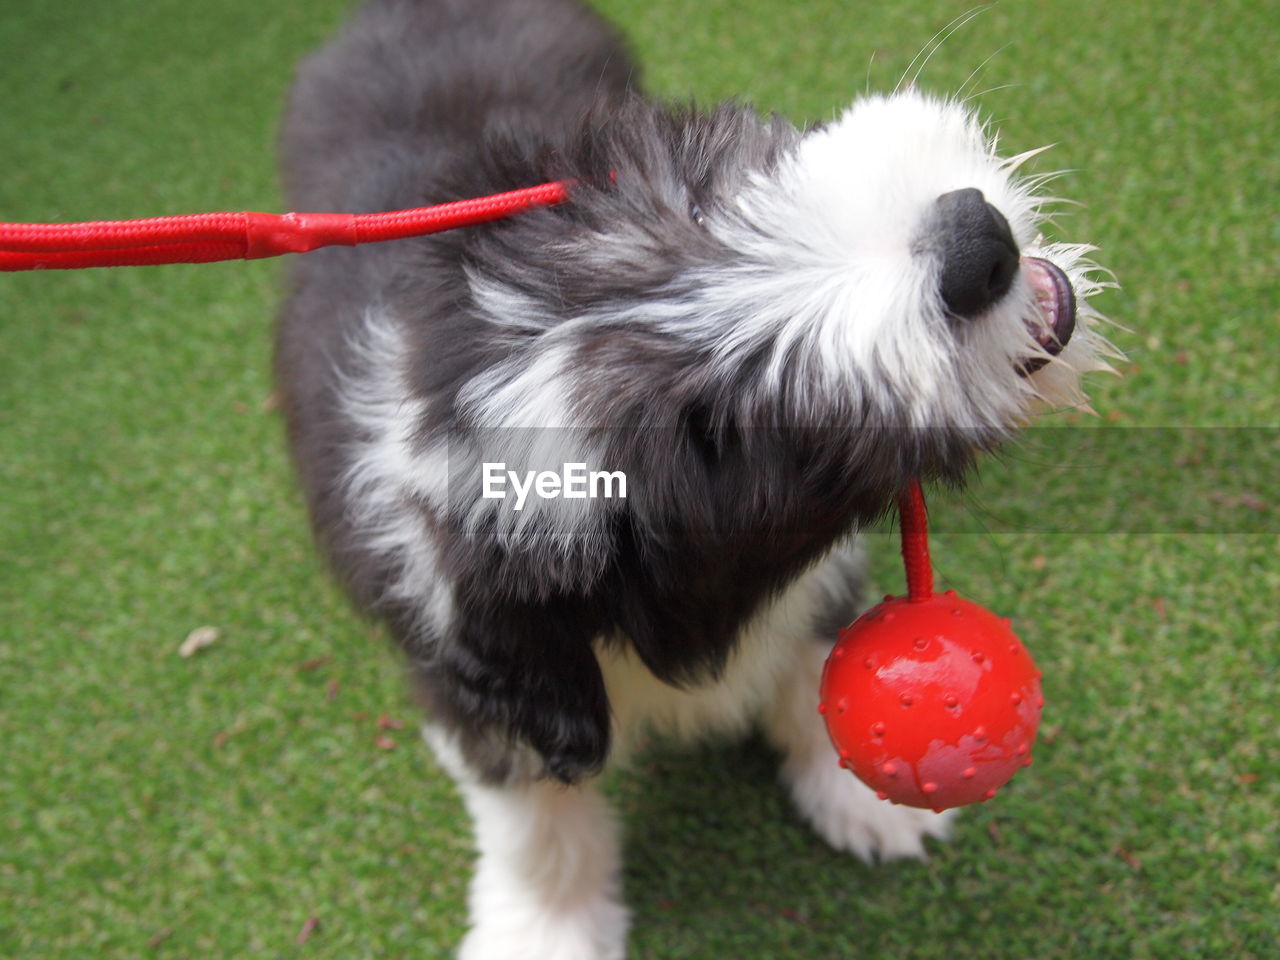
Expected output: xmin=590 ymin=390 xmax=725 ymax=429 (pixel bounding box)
xmin=819 ymin=590 xmax=1044 ymax=812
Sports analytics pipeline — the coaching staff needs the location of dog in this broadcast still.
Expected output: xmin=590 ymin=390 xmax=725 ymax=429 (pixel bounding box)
xmin=275 ymin=0 xmax=1110 ymax=956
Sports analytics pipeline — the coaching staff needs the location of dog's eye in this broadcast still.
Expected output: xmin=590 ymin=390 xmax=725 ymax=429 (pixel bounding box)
xmin=689 ymin=202 xmax=707 ymax=227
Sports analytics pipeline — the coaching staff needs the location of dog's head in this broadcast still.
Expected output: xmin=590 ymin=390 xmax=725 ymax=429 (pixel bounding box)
xmin=709 ymin=89 xmax=1111 ymax=426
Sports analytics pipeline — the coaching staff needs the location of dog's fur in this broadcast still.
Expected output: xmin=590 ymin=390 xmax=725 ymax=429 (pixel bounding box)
xmin=275 ymin=0 xmax=1110 ymax=955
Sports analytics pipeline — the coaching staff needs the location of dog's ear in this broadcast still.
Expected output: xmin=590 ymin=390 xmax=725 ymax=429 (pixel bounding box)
xmin=434 ymin=596 xmax=611 ymax=784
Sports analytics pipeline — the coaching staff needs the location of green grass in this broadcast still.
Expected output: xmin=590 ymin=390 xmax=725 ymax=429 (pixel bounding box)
xmin=1 ymin=0 xmax=1276 ymax=957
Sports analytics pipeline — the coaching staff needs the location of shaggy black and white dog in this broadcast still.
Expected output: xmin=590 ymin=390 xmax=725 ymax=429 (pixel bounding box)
xmin=276 ymin=0 xmax=1108 ymax=955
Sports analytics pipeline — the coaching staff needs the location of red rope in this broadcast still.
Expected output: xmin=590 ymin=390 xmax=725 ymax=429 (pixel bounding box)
xmin=0 ymin=180 xmax=572 ymax=271
xmin=898 ymin=479 xmax=934 ymax=601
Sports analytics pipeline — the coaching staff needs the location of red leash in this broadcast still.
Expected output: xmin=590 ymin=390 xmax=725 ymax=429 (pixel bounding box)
xmin=0 ymin=180 xmax=572 ymax=271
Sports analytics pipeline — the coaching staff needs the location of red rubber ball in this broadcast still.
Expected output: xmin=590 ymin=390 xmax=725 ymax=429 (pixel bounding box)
xmin=819 ymin=590 xmax=1044 ymax=812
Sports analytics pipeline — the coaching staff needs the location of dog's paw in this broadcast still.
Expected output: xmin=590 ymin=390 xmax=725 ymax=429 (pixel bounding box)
xmin=459 ymin=899 xmax=630 ymax=960
xmin=786 ymin=756 xmax=956 ymax=863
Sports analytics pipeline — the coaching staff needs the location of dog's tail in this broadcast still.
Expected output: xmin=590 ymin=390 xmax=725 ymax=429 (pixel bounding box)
xmin=279 ymin=0 xmax=638 ymax=212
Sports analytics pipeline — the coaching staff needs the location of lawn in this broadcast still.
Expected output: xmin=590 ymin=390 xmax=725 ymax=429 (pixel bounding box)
xmin=1 ymin=0 xmax=1275 ymax=957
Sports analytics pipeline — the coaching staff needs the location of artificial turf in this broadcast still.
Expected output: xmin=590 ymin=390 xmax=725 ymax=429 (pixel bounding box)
xmin=1 ymin=0 xmax=1276 ymax=957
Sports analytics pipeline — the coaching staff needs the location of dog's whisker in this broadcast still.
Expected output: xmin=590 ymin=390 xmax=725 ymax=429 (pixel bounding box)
xmin=960 ymin=81 xmax=1021 ymax=105
xmin=1028 ymin=196 xmax=1081 ymax=221
xmin=1020 ymin=171 xmax=1072 ymax=193
xmin=896 ymin=6 xmax=990 ymax=94
xmin=956 ymin=43 xmax=1014 ymax=102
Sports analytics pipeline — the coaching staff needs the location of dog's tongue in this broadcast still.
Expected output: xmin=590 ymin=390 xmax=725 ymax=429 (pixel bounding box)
xmin=1019 ymin=257 xmax=1076 ymax=374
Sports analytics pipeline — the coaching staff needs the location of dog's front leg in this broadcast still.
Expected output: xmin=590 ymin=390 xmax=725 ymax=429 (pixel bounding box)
xmin=425 ymin=727 xmax=630 ymax=960
xmin=418 ymin=595 xmax=628 ymax=956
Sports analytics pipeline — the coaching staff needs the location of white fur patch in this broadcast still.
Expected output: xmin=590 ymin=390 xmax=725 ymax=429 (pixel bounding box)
xmin=338 ymin=309 xmax=620 ymax=602
xmin=673 ymin=90 xmax=1112 ymax=428
xmin=453 ymin=776 xmax=630 ymax=960
xmin=455 ymin=339 xmax=621 ymax=552
xmin=336 ymin=309 xmax=451 ymax=627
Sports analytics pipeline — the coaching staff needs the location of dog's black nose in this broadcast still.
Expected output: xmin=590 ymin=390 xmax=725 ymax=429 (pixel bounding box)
xmin=933 ymin=188 xmax=1019 ymax=319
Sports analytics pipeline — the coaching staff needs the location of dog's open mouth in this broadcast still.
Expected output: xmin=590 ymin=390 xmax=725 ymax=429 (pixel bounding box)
xmin=1018 ymin=257 xmax=1077 ymax=375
